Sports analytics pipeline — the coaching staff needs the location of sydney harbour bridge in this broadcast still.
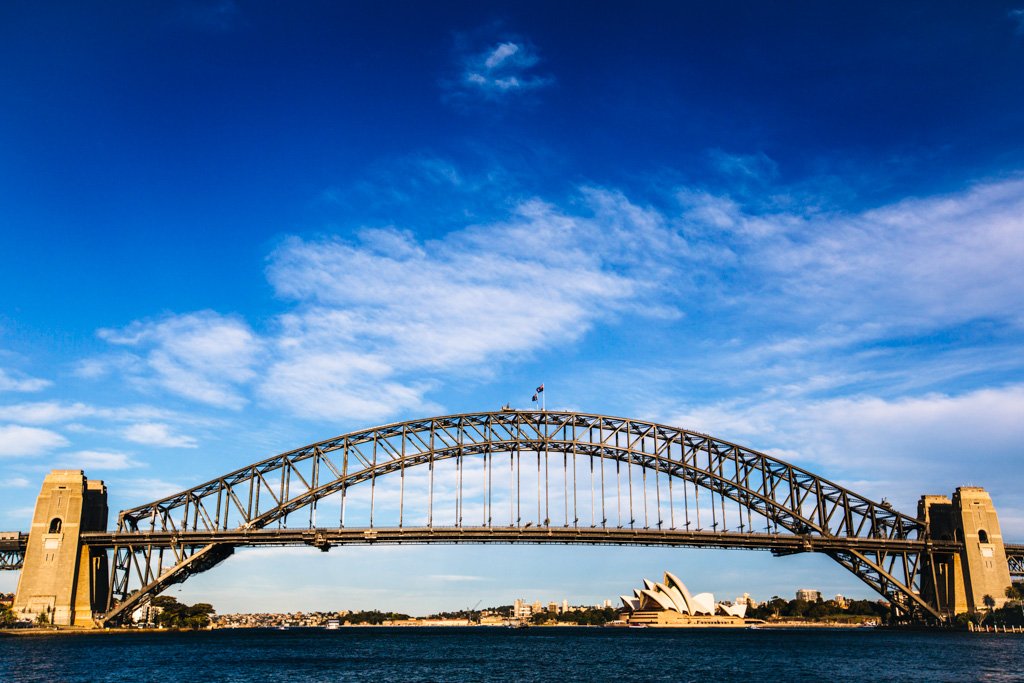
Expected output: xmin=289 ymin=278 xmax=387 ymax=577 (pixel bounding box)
xmin=1 ymin=409 xmax=1021 ymax=627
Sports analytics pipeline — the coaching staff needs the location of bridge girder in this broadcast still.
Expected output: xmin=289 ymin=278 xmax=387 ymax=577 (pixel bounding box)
xmin=0 ymin=550 xmax=23 ymax=570
xmin=1007 ymin=545 xmax=1024 ymax=578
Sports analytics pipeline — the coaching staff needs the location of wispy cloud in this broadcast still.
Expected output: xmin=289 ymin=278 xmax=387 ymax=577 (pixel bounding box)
xmin=0 ymin=367 xmax=50 ymax=393
xmin=453 ymin=38 xmax=553 ymax=99
xmin=677 ymin=175 xmax=1024 ymax=331
xmin=0 ymin=424 xmax=68 ymax=457
xmin=121 ymin=422 xmax=198 ymax=449
xmin=1010 ymin=9 xmax=1024 ymax=35
xmin=57 ymin=449 xmax=142 ymax=470
xmin=76 ymin=170 xmax=1024 ymax=434
xmin=261 ymin=190 xmax=685 ymax=420
xmin=708 ymin=150 xmax=779 ymax=183
xmin=108 ymin=477 xmax=183 ymax=501
xmin=0 ymin=401 xmax=176 ymax=425
xmin=669 ymin=384 xmax=1024 ymax=513
xmin=97 ymin=311 xmax=262 ymax=409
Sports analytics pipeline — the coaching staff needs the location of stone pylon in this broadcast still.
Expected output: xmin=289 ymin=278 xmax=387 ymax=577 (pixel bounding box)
xmin=919 ymin=487 xmax=1013 ymax=618
xmin=12 ymin=470 xmax=109 ymax=627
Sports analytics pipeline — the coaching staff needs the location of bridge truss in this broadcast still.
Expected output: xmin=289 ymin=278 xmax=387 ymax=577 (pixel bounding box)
xmin=1008 ymin=545 xmax=1024 ymax=578
xmin=92 ymin=410 xmax=964 ymax=626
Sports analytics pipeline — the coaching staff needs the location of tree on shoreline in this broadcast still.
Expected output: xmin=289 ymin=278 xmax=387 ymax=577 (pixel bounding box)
xmin=343 ymin=610 xmax=411 ymax=625
xmin=747 ymin=597 xmax=886 ymax=622
xmin=151 ymin=596 xmax=215 ymax=629
xmin=529 ymin=607 xmax=618 ymax=625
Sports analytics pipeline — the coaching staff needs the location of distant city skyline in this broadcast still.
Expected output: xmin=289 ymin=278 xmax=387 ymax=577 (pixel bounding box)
xmin=3 ymin=2 xmax=1024 ymax=613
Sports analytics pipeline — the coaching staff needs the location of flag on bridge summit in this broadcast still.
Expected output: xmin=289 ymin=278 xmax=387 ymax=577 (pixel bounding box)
xmin=532 ymin=393 xmax=539 ymax=402
xmin=536 ymin=384 xmax=544 ymax=393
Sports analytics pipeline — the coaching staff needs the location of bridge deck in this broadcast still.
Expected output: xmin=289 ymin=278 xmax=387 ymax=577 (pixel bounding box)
xmin=0 ymin=533 xmax=25 ymax=552
xmin=79 ymin=526 xmax=963 ymax=554
xmin=4 ymin=530 xmax=1013 ymax=568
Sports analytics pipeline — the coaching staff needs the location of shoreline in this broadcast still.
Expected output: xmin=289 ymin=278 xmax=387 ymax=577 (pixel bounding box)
xmin=1 ymin=621 xmax=886 ymax=635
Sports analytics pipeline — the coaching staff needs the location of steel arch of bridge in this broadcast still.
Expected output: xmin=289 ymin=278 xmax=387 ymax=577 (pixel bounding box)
xmin=96 ymin=410 xmax=957 ymax=625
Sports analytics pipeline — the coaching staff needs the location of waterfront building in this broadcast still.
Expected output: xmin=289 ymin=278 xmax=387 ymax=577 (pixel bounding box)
xmin=619 ymin=572 xmax=751 ymax=627
xmin=513 ymin=599 xmax=531 ymax=619
xmin=796 ymin=589 xmax=822 ymax=602
xmin=130 ymin=602 xmax=163 ymax=626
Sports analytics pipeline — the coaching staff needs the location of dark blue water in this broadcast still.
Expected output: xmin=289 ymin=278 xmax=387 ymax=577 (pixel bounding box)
xmin=2 ymin=627 xmax=1022 ymax=682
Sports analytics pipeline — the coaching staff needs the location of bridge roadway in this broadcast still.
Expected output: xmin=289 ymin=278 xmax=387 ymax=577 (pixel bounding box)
xmin=6 ymin=530 xmax=1019 ymax=570
xmin=81 ymin=527 xmax=965 ymax=554
xmin=2 ymin=532 xmax=1021 ymax=572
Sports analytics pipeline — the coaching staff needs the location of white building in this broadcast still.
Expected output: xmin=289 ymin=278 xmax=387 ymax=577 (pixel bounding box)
xmin=619 ymin=571 xmax=747 ymax=618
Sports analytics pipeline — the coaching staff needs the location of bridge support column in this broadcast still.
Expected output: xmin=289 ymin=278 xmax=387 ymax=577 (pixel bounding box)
xmin=12 ymin=470 xmax=108 ymax=627
xmin=919 ymin=487 xmax=1013 ymax=619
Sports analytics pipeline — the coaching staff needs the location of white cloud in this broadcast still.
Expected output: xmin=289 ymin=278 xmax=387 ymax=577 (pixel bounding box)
xmin=484 ymin=42 xmax=520 ymax=69
xmin=110 ymin=477 xmax=183 ymax=500
xmin=0 ymin=367 xmax=50 ymax=393
xmin=268 ymin=195 xmax=675 ymax=365
xmin=680 ymin=176 xmax=1024 ymax=331
xmin=0 ymin=424 xmax=69 ymax=456
xmin=261 ymin=191 xmax=683 ymax=420
xmin=58 ymin=450 xmax=141 ymax=470
xmin=0 ymin=401 xmax=96 ymax=424
xmin=0 ymin=400 xmax=189 ymax=426
xmin=457 ymin=39 xmax=552 ymax=97
xmin=668 ymin=384 xmax=1024 ymax=528
xmin=259 ymin=351 xmax=436 ymax=422
xmin=121 ymin=422 xmax=198 ymax=449
xmin=82 ymin=174 xmax=1024 ymax=432
xmin=98 ymin=311 xmax=262 ymax=409
xmin=72 ymin=353 xmax=142 ymax=380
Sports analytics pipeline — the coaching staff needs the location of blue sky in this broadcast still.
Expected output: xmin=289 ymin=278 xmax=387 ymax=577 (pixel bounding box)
xmin=2 ymin=1 xmax=1024 ymax=613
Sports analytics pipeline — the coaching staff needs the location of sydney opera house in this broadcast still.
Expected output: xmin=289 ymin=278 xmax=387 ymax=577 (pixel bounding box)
xmin=620 ymin=572 xmax=753 ymax=627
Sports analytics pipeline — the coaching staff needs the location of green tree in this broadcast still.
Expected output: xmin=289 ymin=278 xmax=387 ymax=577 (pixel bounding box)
xmin=344 ymin=610 xmax=410 ymax=625
xmin=1005 ymin=585 xmax=1022 ymax=602
xmin=151 ymin=596 xmax=216 ymax=629
xmin=0 ymin=604 xmax=16 ymax=627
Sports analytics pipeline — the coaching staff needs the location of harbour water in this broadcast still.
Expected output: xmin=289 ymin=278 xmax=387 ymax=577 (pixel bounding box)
xmin=1 ymin=627 xmax=1022 ymax=682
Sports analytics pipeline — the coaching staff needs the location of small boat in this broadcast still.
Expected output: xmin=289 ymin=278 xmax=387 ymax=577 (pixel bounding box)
xmin=628 ymin=624 xmax=648 ymax=629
